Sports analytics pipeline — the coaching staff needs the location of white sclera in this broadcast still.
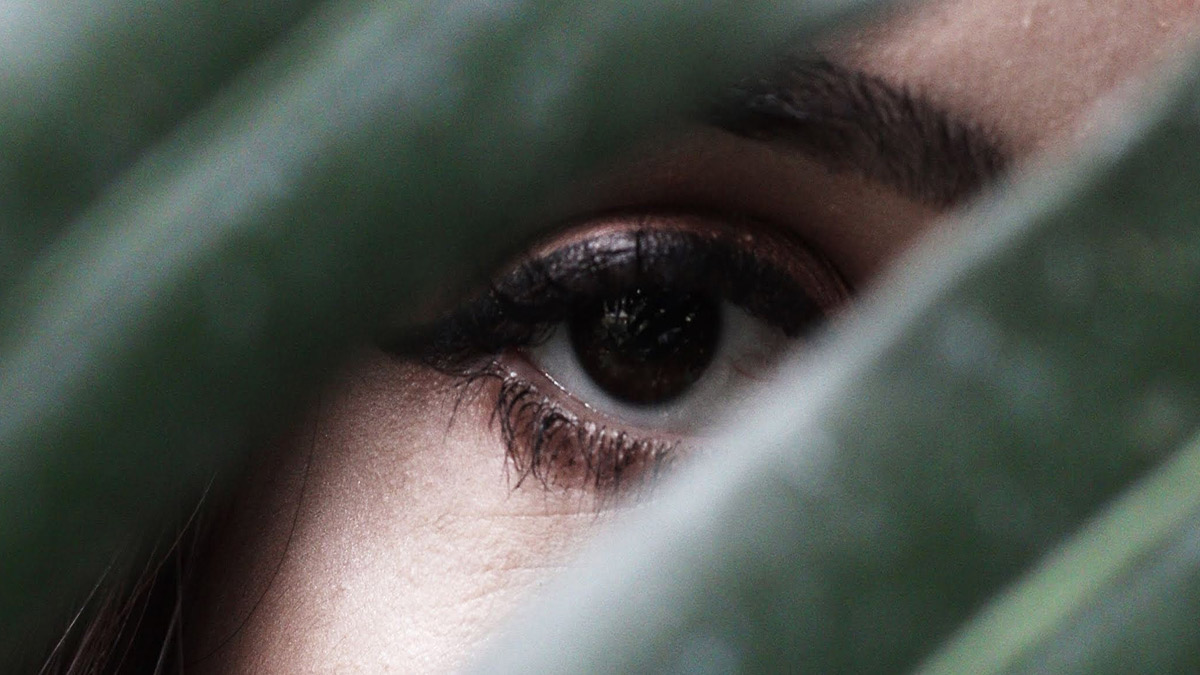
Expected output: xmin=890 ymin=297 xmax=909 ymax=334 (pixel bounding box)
xmin=526 ymin=304 xmax=789 ymax=434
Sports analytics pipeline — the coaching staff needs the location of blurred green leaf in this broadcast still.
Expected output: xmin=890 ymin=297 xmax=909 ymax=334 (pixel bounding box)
xmin=0 ymin=0 xmax=326 ymax=285
xmin=0 ymin=0 xmax=888 ymax=662
xmin=920 ymin=425 xmax=1200 ymax=674
xmin=471 ymin=49 xmax=1200 ymax=673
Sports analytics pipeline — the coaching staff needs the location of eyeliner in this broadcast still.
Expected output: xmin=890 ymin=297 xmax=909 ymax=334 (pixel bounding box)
xmin=387 ymin=219 xmax=849 ymax=367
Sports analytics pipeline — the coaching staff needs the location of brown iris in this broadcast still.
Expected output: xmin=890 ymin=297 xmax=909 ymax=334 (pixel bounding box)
xmin=567 ymin=287 xmax=721 ymax=406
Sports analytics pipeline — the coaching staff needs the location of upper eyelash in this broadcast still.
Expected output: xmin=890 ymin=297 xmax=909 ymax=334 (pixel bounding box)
xmin=389 ymin=217 xmax=849 ymax=369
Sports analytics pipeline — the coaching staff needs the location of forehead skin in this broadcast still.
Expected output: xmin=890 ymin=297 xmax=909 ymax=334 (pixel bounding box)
xmin=836 ymin=0 xmax=1200 ymax=155
xmin=188 ymin=2 xmax=1200 ymax=673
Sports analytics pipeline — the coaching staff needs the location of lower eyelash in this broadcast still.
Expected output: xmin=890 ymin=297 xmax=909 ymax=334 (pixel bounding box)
xmin=388 ymin=217 xmax=848 ymax=497
xmin=451 ymin=359 xmax=678 ymax=496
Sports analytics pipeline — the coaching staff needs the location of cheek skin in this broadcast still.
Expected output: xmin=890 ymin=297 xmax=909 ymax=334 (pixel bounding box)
xmin=188 ymin=353 xmax=620 ymax=673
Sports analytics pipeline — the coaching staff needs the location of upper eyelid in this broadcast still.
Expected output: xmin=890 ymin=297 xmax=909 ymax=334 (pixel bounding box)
xmin=508 ymin=211 xmax=850 ymax=302
xmin=384 ymin=209 xmax=854 ymax=374
xmin=504 ymin=206 xmax=854 ymax=300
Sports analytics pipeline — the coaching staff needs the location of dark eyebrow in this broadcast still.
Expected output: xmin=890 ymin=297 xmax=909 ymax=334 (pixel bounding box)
xmin=708 ymin=58 xmax=1009 ymax=207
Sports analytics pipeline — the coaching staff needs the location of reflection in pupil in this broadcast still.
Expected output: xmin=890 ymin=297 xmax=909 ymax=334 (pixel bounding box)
xmin=567 ymin=287 xmax=721 ymax=406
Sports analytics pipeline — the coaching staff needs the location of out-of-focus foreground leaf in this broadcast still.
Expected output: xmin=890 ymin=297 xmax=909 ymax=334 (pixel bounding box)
xmin=471 ymin=52 xmax=1200 ymax=673
xmin=0 ymin=0 xmax=325 ymax=286
xmin=0 ymin=0 xmax=889 ymax=662
xmin=920 ymin=425 xmax=1200 ymax=674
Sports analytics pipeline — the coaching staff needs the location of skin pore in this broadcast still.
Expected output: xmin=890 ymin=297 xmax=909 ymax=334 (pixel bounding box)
xmin=186 ymin=1 xmax=1200 ymax=672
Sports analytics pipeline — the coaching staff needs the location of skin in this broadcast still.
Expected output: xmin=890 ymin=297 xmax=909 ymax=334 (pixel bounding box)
xmin=188 ymin=1 xmax=1200 ymax=672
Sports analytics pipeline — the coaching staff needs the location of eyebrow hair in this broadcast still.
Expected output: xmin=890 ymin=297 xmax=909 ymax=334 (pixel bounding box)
xmin=709 ymin=58 xmax=1009 ymax=207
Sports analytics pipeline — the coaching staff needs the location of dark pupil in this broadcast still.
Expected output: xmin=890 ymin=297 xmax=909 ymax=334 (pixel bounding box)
xmin=567 ymin=287 xmax=721 ymax=406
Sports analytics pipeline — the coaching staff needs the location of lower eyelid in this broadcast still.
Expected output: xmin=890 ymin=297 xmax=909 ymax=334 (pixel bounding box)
xmin=444 ymin=292 xmax=803 ymax=496
xmin=504 ymin=347 xmax=695 ymax=446
xmin=454 ymin=356 xmax=686 ymax=496
xmin=522 ymin=303 xmax=792 ymax=433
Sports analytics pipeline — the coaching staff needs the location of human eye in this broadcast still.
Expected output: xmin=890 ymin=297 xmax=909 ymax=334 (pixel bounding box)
xmin=380 ymin=56 xmax=1008 ymax=498
xmin=386 ymin=210 xmax=850 ymax=494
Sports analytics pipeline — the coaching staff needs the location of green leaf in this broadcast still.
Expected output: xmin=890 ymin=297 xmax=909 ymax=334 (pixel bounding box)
xmin=0 ymin=0 xmax=326 ymax=283
xmin=0 ymin=0 xmax=888 ymax=661
xmin=470 ymin=49 xmax=1200 ymax=674
xmin=919 ymin=425 xmax=1200 ymax=674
